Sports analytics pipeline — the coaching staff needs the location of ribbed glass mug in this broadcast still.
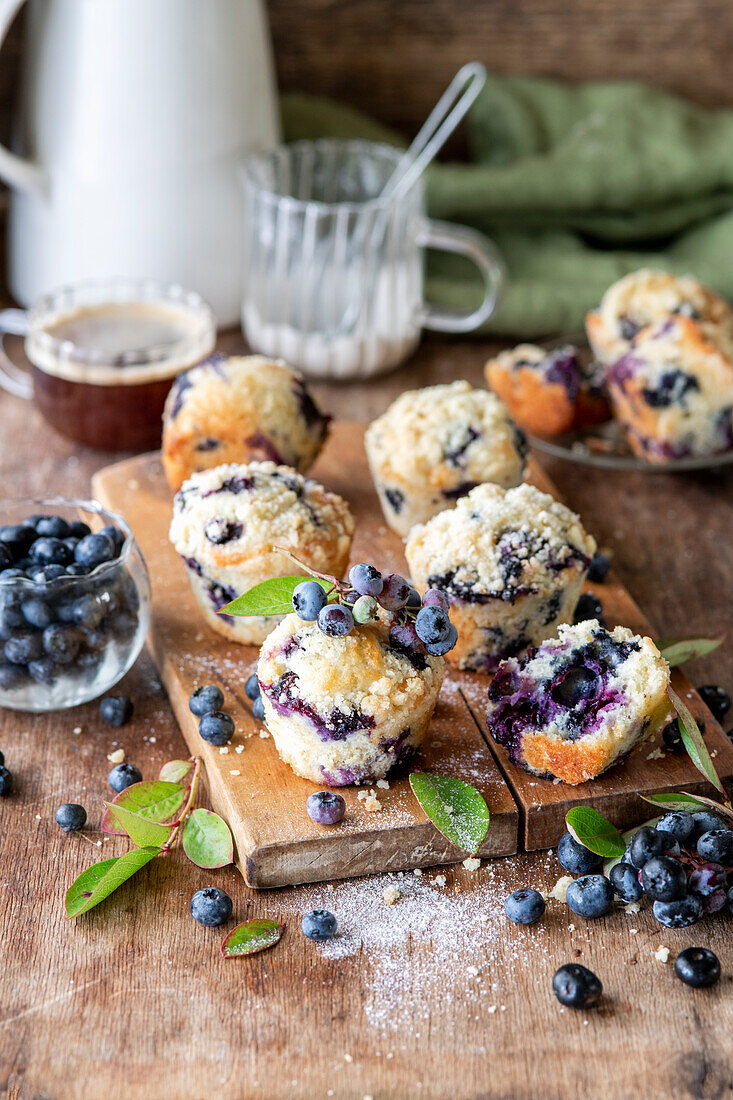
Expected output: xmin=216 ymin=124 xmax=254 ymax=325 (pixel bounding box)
xmin=240 ymin=139 xmax=504 ymax=380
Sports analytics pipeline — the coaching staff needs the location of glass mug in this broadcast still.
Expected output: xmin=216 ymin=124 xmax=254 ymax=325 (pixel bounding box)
xmin=0 ymin=278 xmax=216 ymax=450
xmin=240 ymin=139 xmax=504 ymax=380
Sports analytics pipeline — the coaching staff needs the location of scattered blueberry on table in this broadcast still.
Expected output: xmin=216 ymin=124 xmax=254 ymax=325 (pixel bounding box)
xmin=608 ymin=861 xmax=644 ymax=903
xmin=0 ymin=763 xmax=12 ymax=795
xmin=674 ymin=947 xmax=721 ymax=988
xmin=189 ymin=684 xmax=225 ymax=717
xmin=55 ymin=803 xmax=87 ymax=831
xmin=244 ymin=674 xmax=260 ymax=701
xmin=190 ymin=887 xmax=233 ymax=927
xmin=504 ymin=888 xmax=546 ymax=925
xmin=565 ymin=874 xmax=614 ymax=919
xmin=301 ymin=909 xmax=337 ymax=941
xmin=552 ymin=964 xmax=602 ymax=1009
xmin=557 ymin=831 xmax=602 ymax=875
xmin=586 ymin=551 xmax=611 ymax=583
xmin=696 ymin=684 xmax=731 ymax=724
xmin=252 ymin=696 xmax=265 ymax=722
xmin=108 ymin=763 xmax=142 ymax=793
xmin=198 ymin=711 xmax=235 ymax=747
xmin=100 ymin=696 xmax=134 ymax=727
xmin=573 ymin=592 xmax=604 ymax=624
xmin=306 ymin=791 xmax=346 ymax=825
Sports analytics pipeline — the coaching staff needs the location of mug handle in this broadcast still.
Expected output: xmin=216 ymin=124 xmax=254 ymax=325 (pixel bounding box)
xmin=0 ymin=308 xmax=33 ymax=399
xmin=416 ymin=218 xmax=505 ymax=334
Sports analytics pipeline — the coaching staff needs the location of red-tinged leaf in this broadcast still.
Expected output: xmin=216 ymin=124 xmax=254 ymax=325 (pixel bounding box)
xmin=668 ymin=686 xmax=725 ymax=796
xmin=182 ymin=808 xmax=233 ymax=869
xmin=65 ymin=847 xmax=160 ymax=918
xmin=100 ymin=781 xmax=188 ymax=835
xmin=565 ymin=806 xmax=626 ymax=858
xmin=159 ymin=760 xmax=195 ymax=784
xmin=639 ymin=791 xmax=729 ymax=816
xmin=104 ymin=802 xmax=174 ymax=848
xmin=677 ymin=791 xmax=733 ymax=822
xmin=658 ymin=636 xmax=724 ymax=668
xmin=221 ymin=919 xmax=283 ymax=958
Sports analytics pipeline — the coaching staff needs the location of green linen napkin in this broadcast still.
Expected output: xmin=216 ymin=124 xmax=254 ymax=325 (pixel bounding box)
xmin=282 ymin=79 xmax=733 ymax=337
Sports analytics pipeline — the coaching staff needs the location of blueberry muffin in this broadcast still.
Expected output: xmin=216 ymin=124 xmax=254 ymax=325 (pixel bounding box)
xmin=485 ymin=619 xmax=670 ymax=785
xmin=484 ymin=344 xmax=610 ymax=436
xmin=605 ymin=315 xmax=733 ymax=461
xmin=257 ymin=611 xmax=445 ymax=785
xmin=169 ymin=462 xmax=353 ymax=645
xmin=162 ymin=355 xmax=330 ymax=491
xmin=405 ymin=483 xmax=595 ymax=672
xmin=585 ymin=269 xmax=733 ymax=367
xmin=364 ymin=381 xmax=527 ymax=537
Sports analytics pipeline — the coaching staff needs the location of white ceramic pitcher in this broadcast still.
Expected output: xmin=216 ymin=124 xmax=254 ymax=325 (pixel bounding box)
xmin=0 ymin=0 xmax=280 ymax=325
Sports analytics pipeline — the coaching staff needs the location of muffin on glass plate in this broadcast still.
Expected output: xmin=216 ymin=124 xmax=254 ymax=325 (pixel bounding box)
xmin=605 ymin=314 xmax=733 ymax=462
xmin=365 ymin=381 xmax=527 ymax=537
xmin=484 ymin=343 xmax=609 ymax=436
xmin=485 ymin=619 xmax=670 ymax=785
xmin=162 ymin=354 xmax=330 ymax=491
xmin=585 ymin=269 xmax=733 ymax=367
xmin=169 ymin=462 xmax=353 ymax=645
xmin=406 ymin=482 xmax=595 ymax=672
xmin=257 ymin=611 xmax=444 ymax=786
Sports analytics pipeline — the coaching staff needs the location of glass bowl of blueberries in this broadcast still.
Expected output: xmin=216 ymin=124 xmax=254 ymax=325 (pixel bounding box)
xmin=0 ymin=499 xmax=151 ymax=711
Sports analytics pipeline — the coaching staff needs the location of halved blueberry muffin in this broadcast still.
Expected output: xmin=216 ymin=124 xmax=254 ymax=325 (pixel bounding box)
xmin=162 ymin=355 xmax=330 ymax=491
xmin=169 ymin=462 xmax=353 ymax=645
xmin=606 ymin=315 xmax=733 ymax=462
xmin=485 ymin=620 xmax=670 ymax=785
xmin=406 ymin=483 xmax=595 ymax=672
xmin=484 ymin=343 xmax=610 ymax=436
xmin=365 ymin=381 xmax=527 ymax=537
xmin=257 ymin=612 xmax=445 ymax=785
xmin=585 ymin=269 xmax=733 ymax=367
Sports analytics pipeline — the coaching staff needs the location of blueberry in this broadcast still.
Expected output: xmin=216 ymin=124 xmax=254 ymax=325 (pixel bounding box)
xmin=0 ymin=524 xmax=36 ymax=560
xmin=20 ymin=597 xmax=54 ymax=629
xmin=609 ymin=861 xmax=644 ymax=903
xmin=348 ymin=563 xmax=383 ymax=598
xmin=65 ymin=563 xmax=89 ymax=577
xmin=389 ymin=621 xmax=423 ymax=655
xmin=301 ymin=909 xmax=337 ymax=941
xmin=0 ymin=765 xmax=12 ymax=795
xmin=55 ymin=803 xmax=87 ymax=831
xmin=552 ymin=963 xmax=602 ymax=1009
xmin=190 ymin=887 xmax=233 ymax=926
xmin=352 ymin=594 xmax=379 ymax=624
xmin=108 ymin=763 xmax=142 ymax=792
xmin=306 ymin=791 xmax=346 ymax=825
xmin=422 ymin=588 xmax=450 ymax=612
xmin=317 ymin=604 xmax=354 ymax=637
xmin=29 ymin=564 xmax=67 ymax=585
xmin=4 ymin=630 xmax=43 ymax=665
xmin=405 ymin=587 xmax=422 ymax=613
xmin=504 ymin=888 xmax=546 ymax=925
xmin=557 ymin=831 xmax=602 ymax=875
xmin=691 ymin=810 xmax=728 ymax=840
xmin=653 ymin=895 xmax=703 ymax=928
xmin=573 ymin=593 xmax=603 ymax=624
xmin=655 ymin=811 xmax=694 ymax=844
xmin=378 ymin=573 xmax=411 ymax=611
xmin=565 ymin=874 xmax=614 ymax=919
xmin=252 ymin=696 xmax=265 ymax=721
xmin=0 ymin=543 xmax=12 ymax=572
xmin=0 ymin=750 xmax=4 ymax=765
xmin=587 ymin=552 xmax=611 ymax=583
xmin=189 ymin=684 xmax=225 ymax=717
xmin=0 ymin=597 xmax=24 ymax=636
xmin=640 ymin=855 xmax=687 ymax=902
xmin=69 ymin=521 xmax=92 ymax=539
xmin=415 ymin=606 xmax=451 ymax=646
xmin=244 ymin=674 xmax=260 ymax=701
xmin=34 ymin=515 xmax=70 ymax=539
xmin=689 ymin=862 xmax=727 ymax=898
xmin=74 ymin=533 xmax=115 ymax=569
xmin=29 ymin=537 xmax=72 ymax=566
xmin=728 ymin=885 xmax=733 ymax=914
xmin=674 ymin=947 xmax=720 ymax=989
xmin=292 ymin=580 xmax=328 ymax=621
xmin=628 ymin=825 xmax=665 ymax=869
xmin=199 ymin=711 xmax=234 ymax=746
xmin=424 ymin=624 xmax=458 ymax=656
xmin=28 ymin=657 xmax=56 ymax=684
xmin=696 ymin=829 xmax=733 ymax=864
xmin=0 ymin=663 xmax=26 ymax=690
xmin=43 ymin=623 xmax=82 ymax=664
xmin=69 ymin=594 xmax=106 ymax=630
xmin=100 ymin=696 xmax=134 ymax=727
xmin=552 ymin=668 xmax=599 ymax=708
xmin=697 ymin=685 xmax=730 ymax=724
xmin=99 ymin=525 xmax=126 ymax=555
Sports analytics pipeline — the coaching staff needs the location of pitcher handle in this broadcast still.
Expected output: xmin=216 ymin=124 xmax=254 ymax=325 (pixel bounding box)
xmin=0 ymin=308 xmax=32 ymax=398
xmin=0 ymin=0 xmax=45 ymax=193
xmin=416 ymin=218 xmax=504 ymax=334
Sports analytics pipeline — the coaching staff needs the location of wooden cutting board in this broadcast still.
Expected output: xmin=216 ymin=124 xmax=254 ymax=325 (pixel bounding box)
xmin=93 ymin=423 xmax=733 ymax=879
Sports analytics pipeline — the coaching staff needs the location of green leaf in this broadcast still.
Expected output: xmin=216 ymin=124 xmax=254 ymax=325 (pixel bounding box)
xmin=100 ymin=781 xmax=188 ymax=835
xmin=661 ymin=791 xmax=733 ymax=823
xmin=219 ymin=576 xmax=332 ymax=618
xmin=65 ymin=847 xmax=160 ymax=918
xmin=639 ymin=791 xmax=717 ymax=814
xmin=182 ymin=808 xmax=234 ymax=869
xmin=565 ymin=806 xmax=626 ymax=858
xmin=221 ymin=919 xmax=283 ymax=958
xmin=104 ymin=802 xmax=174 ymax=848
xmin=668 ymin=686 xmax=725 ymax=796
xmin=659 ymin=636 xmax=724 ymax=668
xmin=159 ymin=760 xmax=195 ymax=784
xmin=409 ymin=772 xmax=490 ymax=855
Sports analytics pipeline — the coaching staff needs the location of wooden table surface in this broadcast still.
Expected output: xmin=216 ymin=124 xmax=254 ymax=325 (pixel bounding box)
xmin=1 ymin=330 xmax=732 ymax=1100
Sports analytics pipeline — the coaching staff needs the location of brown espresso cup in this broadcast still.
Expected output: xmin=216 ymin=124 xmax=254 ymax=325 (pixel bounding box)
xmin=0 ymin=278 xmax=216 ymax=450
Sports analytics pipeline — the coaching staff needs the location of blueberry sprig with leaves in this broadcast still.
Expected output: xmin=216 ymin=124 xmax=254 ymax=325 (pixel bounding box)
xmin=221 ymin=549 xmax=458 ymax=658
